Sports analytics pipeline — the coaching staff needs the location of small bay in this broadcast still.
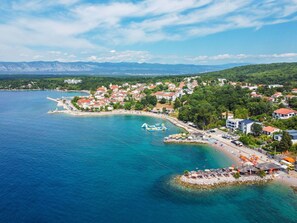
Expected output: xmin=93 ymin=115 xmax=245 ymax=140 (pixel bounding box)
xmin=0 ymin=91 xmax=297 ymax=223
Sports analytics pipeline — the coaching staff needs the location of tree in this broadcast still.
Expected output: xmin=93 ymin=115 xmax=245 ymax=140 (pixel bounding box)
xmin=124 ymin=102 xmax=132 ymax=110
xmin=251 ymin=123 xmax=263 ymax=136
xmin=279 ymin=131 xmax=293 ymax=152
xmin=174 ymin=98 xmax=181 ymax=109
xmin=233 ymin=172 xmax=241 ymax=179
xmin=159 ymin=98 xmax=166 ymax=104
xmin=258 ymin=170 xmax=266 ymax=178
xmin=134 ymin=102 xmax=144 ymax=110
xmin=146 ymin=95 xmax=157 ymax=106
xmin=234 ymin=107 xmax=249 ymax=119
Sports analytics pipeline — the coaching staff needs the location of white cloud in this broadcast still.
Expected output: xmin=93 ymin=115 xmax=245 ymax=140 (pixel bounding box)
xmin=87 ymin=50 xmax=152 ymax=63
xmin=0 ymin=0 xmax=297 ymax=62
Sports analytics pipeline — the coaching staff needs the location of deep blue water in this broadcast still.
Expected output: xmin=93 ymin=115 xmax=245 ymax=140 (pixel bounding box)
xmin=0 ymin=91 xmax=297 ymax=223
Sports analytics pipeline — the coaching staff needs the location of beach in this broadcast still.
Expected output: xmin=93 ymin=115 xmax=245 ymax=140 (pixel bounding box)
xmin=48 ymin=98 xmax=297 ymax=188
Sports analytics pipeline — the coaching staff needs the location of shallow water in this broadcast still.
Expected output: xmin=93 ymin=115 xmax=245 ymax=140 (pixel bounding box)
xmin=0 ymin=91 xmax=297 ymax=223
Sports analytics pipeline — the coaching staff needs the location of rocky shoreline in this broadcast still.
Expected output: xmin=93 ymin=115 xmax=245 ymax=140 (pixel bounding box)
xmin=174 ymin=174 xmax=274 ymax=190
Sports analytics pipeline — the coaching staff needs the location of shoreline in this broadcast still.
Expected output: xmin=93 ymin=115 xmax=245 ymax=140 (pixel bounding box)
xmin=0 ymin=89 xmax=90 ymax=94
xmin=53 ymin=109 xmax=243 ymax=165
xmin=48 ymin=100 xmax=297 ymax=189
xmin=173 ymin=174 xmax=273 ymax=190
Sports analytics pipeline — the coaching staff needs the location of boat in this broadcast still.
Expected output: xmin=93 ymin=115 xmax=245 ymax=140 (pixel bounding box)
xmin=141 ymin=123 xmax=167 ymax=131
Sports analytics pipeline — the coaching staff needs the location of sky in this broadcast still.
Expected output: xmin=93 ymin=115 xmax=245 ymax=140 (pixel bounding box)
xmin=0 ymin=0 xmax=297 ymax=64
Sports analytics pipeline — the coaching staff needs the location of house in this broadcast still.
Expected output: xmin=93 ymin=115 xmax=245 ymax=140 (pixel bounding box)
xmin=286 ymin=94 xmax=297 ymax=101
xmin=77 ymin=98 xmax=91 ymax=109
xmin=222 ymin=112 xmax=234 ymax=119
xmin=109 ymin=84 xmax=119 ymax=92
xmin=64 ymin=79 xmax=82 ymax=84
xmin=153 ymin=91 xmax=177 ymax=101
xmin=268 ymin=84 xmax=283 ymax=88
xmin=239 ymin=119 xmax=255 ymax=134
xmin=250 ymin=92 xmax=262 ymax=98
xmin=292 ymin=88 xmax=297 ymax=94
xmin=226 ymin=118 xmax=243 ymax=131
xmin=271 ymin=92 xmax=283 ymax=101
xmin=262 ymin=126 xmax=280 ymax=136
xmin=274 ymin=130 xmax=297 ymax=144
xmin=272 ymin=108 xmax=297 ymax=119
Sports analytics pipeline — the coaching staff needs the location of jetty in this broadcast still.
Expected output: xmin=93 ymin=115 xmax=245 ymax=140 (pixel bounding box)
xmin=164 ymin=132 xmax=206 ymax=144
xmin=177 ymin=162 xmax=282 ymax=189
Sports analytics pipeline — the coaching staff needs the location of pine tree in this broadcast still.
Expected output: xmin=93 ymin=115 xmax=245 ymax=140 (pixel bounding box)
xmin=279 ymin=131 xmax=292 ymax=152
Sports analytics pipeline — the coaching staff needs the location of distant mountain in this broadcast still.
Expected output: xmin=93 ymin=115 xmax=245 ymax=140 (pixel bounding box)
xmin=0 ymin=61 xmax=247 ymax=76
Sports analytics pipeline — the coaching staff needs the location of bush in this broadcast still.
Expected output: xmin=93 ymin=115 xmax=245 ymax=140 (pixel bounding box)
xmin=233 ymin=172 xmax=241 ymax=179
xmin=258 ymin=170 xmax=266 ymax=178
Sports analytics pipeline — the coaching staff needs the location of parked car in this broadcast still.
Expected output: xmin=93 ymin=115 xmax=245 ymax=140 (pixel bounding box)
xmin=231 ymin=140 xmax=243 ymax=147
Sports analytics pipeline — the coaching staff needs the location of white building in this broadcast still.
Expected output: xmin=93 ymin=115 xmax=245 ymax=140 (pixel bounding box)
xmin=64 ymin=79 xmax=82 ymax=84
xmin=154 ymin=91 xmax=177 ymax=101
xmin=226 ymin=118 xmax=243 ymax=131
xmin=272 ymin=108 xmax=297 ymax=119
xmin=274 ymin=130 xmax=297 ymax=144
xmin=238 ymin=119 xmax=255 ymax=134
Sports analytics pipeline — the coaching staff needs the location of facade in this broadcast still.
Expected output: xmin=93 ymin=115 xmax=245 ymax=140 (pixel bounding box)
xmin=262 ymin=126 xmax=280 ymax=136
xmin=272 ymin=108 xmax=297 ymax=119
xmin=274 ymin=130 xmax=297 ymax=144
xmin=292 ymin=88 xmax=297 ymax=94
xmin=239 ymin=119 xmax=255 ymax=134
xmin=226 ymin=118 xmax=243 ymax=131
xmin=154 ymin=91 xmax=177 ymax=101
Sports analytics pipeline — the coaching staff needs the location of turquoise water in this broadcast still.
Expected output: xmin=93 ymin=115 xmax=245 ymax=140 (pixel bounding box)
xmin=0 ymin=91 xmax=297 ymax=223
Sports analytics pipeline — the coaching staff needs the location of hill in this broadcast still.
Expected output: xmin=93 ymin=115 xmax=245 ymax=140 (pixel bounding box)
xmin=202 ymin=62 xmax=297 ymax=84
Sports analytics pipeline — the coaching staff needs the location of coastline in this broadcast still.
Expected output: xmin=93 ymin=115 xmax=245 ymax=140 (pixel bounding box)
xmin=52 ymin=109 xmax=243 ymax=165
xmin=0 ymin=89 xmax=90 ymax=94
xmin=173 ymin=174 xmax=273 ymax=190
xmin=48 ymin=100 xmax=297 ymax=189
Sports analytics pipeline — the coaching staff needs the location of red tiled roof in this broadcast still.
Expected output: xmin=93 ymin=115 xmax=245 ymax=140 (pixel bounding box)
xmin=263 ymin=126 xmax=279 ymax=133
xmin=274 ymin=108 xmax=296 ymax=115
xmin=77 ymin=99 xmax=91 ymax=104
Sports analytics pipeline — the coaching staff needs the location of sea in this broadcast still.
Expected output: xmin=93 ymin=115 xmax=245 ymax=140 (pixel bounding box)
xmin=0 ymin=91 xmax=297 ymax=223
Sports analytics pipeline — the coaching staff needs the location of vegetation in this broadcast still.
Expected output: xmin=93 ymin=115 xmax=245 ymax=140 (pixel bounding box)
xmin=279 ymin=131 xmax=293 ymax=152
xmin=233 ymin=172 xmax=241 ymax=179
xmin=201 ymin=62 xmax=297 ymax=85
xmin=177 ymin=85 xmax=276 ymax=129
xmin=258 ymin=170 xmax=266 ymax=178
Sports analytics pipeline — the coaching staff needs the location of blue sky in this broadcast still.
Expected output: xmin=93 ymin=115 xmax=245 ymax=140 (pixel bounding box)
xmin=0 ymin=0 xmax=297 ymax=64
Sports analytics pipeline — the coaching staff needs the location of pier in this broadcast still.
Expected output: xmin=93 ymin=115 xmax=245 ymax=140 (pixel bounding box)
xmin=177 ymin=163 xmax=282 ymax=189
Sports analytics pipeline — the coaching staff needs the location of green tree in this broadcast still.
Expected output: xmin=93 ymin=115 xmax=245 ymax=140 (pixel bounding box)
xmin=174 ymin=98 xmax=181 ymax=109
xmin=234 ymin=107 xmax=249 ymax=119
xmin=134 ymin=102 xmax=144 ymax=110
xmin=146 ymin=95 xmax=157 ymax=106
xmin=279 ymin=131 xmax=293 ymax=152
xmin=251 ymin=123 xmax=263 ymax=136
xmin=124 ymin=102 xmax=132 ymax=110
xmin=159 ymin=98 xmax=166 ymax=104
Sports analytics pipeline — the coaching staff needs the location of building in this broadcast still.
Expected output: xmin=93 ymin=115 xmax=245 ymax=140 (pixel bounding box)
xmin=268 ymin=84 xmax=283 ymax=88
xmin=262 ymin=126 xmax=280 ymax=136
xmin=239 ymin=119 xmax=255 ymax=134
xmin=64 ymin=79 xmax=82 ymax=84
xmin=274 ymin=130 xmax=297 ymax=144
xmin=226 ymin=118 xmax=243 ymax=131
xmin=154 ymin=91 xmax=177 ymax=101
xmin=272 ymin=108 xmax=297 ymax=119
xmin=221 ymin=112 xmax=234 ymax=119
